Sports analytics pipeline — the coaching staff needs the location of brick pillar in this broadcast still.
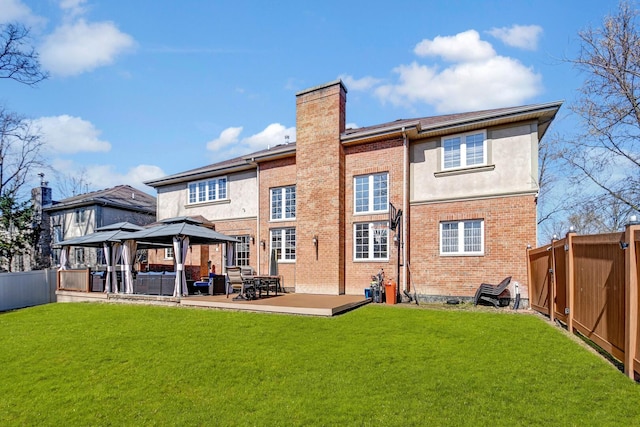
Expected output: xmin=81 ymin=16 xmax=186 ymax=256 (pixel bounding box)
xmin=295 ymin=80 xmax=347 ymax=294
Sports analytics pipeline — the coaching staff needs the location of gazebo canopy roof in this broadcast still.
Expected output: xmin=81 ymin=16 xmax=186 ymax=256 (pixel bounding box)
xmin=57 ymin=222 xmax=146 ymax=248
xmin=117 ymin=216 xmax=239 ymax=245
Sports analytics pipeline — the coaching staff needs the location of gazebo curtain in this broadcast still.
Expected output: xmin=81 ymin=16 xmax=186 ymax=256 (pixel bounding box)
xmin=108 ymin=243 xmax=123 ymax=293
xmin=58 ymin=247 xmax=70 ymax=271
xmin=103 ymin=242 xmax=112 ymax=292
xmin=122 ymin=240 xmax=137 ymax=294
xmin=173 ymin=236 xmax=189 ymax=297
xmin=226 ymin=241 xmax=235 ymax=267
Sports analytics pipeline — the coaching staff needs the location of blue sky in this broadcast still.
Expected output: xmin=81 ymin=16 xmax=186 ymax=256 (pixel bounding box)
xmin=0 ymin=0 xmax=620 ymax=197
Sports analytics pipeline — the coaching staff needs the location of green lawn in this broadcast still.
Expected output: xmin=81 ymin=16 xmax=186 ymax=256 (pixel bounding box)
xmin=1 ymin=302 xmax=639 ymax=426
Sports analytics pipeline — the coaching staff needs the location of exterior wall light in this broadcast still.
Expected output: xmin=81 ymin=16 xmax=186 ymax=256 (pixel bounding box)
xmin=260 ymin=240 xmax=266 ymax=250
xmin=250 ymin=235 xmax=255 ymax=244
xmin=312 ymin=235 xmax=318 ymax=247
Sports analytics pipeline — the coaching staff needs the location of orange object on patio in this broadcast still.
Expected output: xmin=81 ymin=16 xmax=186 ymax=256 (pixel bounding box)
xmin=385 ymin=281 xmax=397 ymax=305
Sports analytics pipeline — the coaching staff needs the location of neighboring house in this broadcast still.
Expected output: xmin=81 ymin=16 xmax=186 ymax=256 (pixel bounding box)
xmin=145 ymin=80 xmax=561 ymax=303
xmin=38 ymin=184 xmax=156 ymax=269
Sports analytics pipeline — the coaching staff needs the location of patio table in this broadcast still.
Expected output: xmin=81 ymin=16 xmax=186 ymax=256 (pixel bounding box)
xmin=251 ymin=275 xmax=282 ymax=297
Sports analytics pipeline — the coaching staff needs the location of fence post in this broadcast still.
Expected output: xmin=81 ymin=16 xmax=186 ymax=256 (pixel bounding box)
xmin=565 ymin=230 xmax=576 ymax=333
xmin=625 ymin=224 xmax=639 ymax=380
xmin=550 ymin=239 xmax=557 ymax=323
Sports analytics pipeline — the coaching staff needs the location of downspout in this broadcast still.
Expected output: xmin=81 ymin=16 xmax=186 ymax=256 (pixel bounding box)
xmin=250 ymin=159 xmax=261 ymax=275
xmin=402 ymin=128 xmax=408 ymax=294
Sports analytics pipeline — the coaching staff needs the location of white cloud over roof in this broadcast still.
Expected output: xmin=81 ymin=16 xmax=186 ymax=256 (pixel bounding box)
xmin=34 ymin=114 xmax=111 ymax=153
xmin=346 ymin=29 xmax=543 ymax=113
xmin=414 ymin=30 xmax=496 ymax=62
xmin=206 ymin=123 xmax=296 ymax=157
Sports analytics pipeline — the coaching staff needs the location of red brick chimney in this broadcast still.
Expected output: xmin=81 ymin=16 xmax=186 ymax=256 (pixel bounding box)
xmin=295 ymin=80 xmax=347 ymax=294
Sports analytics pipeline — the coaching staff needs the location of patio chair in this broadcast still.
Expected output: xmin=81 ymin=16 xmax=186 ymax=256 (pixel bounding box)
xmin=226 ymin=266 xmax=256 ymax=300
xmin=473 ymin=276 xmax=511 ymax=307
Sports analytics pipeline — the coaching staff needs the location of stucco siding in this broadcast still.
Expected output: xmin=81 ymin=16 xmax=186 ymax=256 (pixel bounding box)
xmin=410 ymin=122 xmax=538 ymax=203
xmin=156 ymin=170 xmax=258 ymax=221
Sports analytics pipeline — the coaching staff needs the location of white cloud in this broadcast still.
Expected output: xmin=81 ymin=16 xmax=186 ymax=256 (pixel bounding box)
xmin=487 ymin=25 xmax=543 ymax=50
xmin=243 ymin=123 xmax=296 ymax=150
xmin=206 ymin=123 xmax=296 ymax=157
xmin=51 ymin=159 xmax=164 ymax=193
xmin=59 ymin=0 xmax=88 ymax=19
xmin=340 ymin=74 xmax=382 ymax=91
xmin=206 ymin=126 xmax=243 ymax=151
xmin=371 ymin=29 xmax=542 ymax=113
xmin=34 ymin=115 xmax=111 ymax=153
xmin=0 ymin=0 xmax=46 ymax=26
xmin=39 ymin=19 xmax=134 ymax=77
xmin=414 ymin=30 xmax=495 ymax=62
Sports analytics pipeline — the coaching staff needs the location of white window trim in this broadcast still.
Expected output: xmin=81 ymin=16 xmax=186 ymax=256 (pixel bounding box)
xmin=234 ymin=235 xmax=250 ymax=267
xmin=187 ymin=177 xmax=228 ymax=205
xmin=354 ymin=172 xmax=389 ymax=215
xmin=353 ymin=222 xmax=390 ymax=261
xmin=270 ymin=186 xmax=296 ymax=221
xmin=164 ymin=247 xmax=174 ymax=260
xmin=441 ymin=130 xmax=487 ymax=171
xmin=270 ymin=228 xmax=296 ymax=263
xmin=439 ymin=220 xmax=485 ymax=256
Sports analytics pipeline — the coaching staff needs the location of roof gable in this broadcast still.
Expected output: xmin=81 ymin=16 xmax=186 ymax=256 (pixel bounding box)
xmin=44 ymin=185 xmax=156 ymax=213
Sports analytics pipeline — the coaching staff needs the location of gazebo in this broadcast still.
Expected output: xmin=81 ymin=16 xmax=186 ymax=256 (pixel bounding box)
xmin=57 ymin=217 xmax=238 ymax=298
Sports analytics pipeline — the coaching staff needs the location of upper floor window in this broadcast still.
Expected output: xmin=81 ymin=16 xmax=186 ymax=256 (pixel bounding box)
xmin=270 ymin=228 xmax=296 ymax=262
xmin=164 ymin=247 xmax=174 ymax=259
xmin=354 ymin=173 xmax=388 ymax=214
xmin=74 ymin=209 xmax=86 ymax=225
xmin=442 ymin=131 xmax=486 ymax=170
xmin=271 ymin=186 xmax=296 ymax=220
xmin=188 ymin=177 xmax=227 ymax=204
xmin=440 ymin=219 xmax=484 ymax=255
xmin=53 ymin=225 xmax=62 ymax=243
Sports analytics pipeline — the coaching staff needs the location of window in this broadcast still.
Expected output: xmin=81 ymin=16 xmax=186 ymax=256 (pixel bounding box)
xmin=74 ymin=248 xmax=85 ymax=265
xmin=271 ymin=186 xmax=296 ymax=220
xmin=52 ymin=249 xmax=60 ymax=266
xmin=440 ymin=220 xmax=484 ymax=255
xmin=270 ymin=228 xmax=296 ymax=261
xmin=235 ymin=235 xmax=250 ymax=266
xmin=74 ymin=209 xmax=86 ymax=225
xmin=355 ymin=173 xmax=388 ymax=214
xmin=53 ymin=225 xmax=62 ymax=243
xmin=442 ymin=131 xmax=486 ymax=170
xmin=354 ymin=222 xmax=389 ymax=260
xmin=164 ymin=247 xmax=174 ymax=259
xmin=188 ymin=177 xmax=227 ymax=204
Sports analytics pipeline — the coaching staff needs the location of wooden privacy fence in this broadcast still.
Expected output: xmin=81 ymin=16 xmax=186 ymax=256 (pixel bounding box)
xmin=527 ymin=224 xmax=640 ymax=379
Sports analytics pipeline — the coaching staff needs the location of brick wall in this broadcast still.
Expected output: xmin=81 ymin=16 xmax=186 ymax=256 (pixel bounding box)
xmin=408 ymin=195 xmax=536 ymax=300
xmin=295 ymin=81 xmax=346 ymax=294
xmin=258 ymin=156 xmax=297 ymax=283
xmin=343 ymin=137 xmax=405 ymax=295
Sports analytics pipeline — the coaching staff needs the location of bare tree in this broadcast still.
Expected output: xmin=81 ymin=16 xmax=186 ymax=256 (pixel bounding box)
xmin=0 ymin=22 xmax=48 ymax=270
xmin=0 ymin=107 xmax=45 ymax=199
xmin=561 ymin=1 xmax=640 ymax=216
xmin=0 ymin=23 xmax=48 ymax=86
xmin=54 ymin=168 xmax=92 ymax=198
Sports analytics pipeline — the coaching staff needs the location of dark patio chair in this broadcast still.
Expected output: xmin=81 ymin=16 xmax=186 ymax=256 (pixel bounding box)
xmin=226 ymin=266 xmax=256 ymax=300
xmin=473 ymin=276 xmax=511 ymax=307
